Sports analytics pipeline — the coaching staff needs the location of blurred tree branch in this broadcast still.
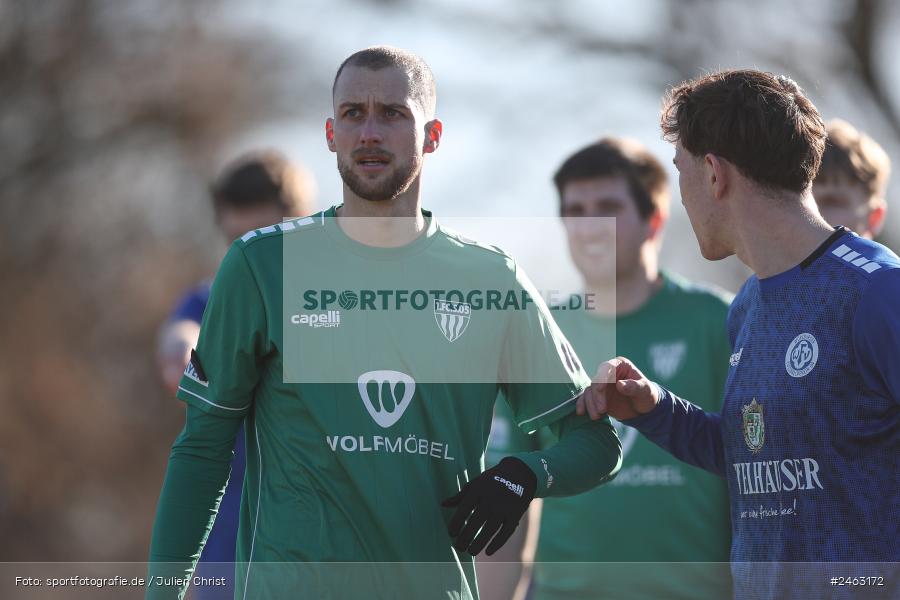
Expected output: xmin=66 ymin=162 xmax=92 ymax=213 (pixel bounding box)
xmin=843 ymin=0 xmax=900 ymax=138
xmin=0 ymin=0 xmax=299 ymax=561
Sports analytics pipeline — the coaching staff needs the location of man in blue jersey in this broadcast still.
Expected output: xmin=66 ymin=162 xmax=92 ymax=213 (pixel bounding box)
xmin=155 ymin=150 xmax=314 ymax=599
xmin=578 ymin=70 xmax=899 ymax=600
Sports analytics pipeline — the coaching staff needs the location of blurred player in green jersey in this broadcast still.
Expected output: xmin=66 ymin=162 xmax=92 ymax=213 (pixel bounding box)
xmin=813 ymin=118 xmax=891 ymax=240
xmin=481 ymin=138 xmax=733 ymax=600
xmin=147 ymin=46 xmax=621 ymax=600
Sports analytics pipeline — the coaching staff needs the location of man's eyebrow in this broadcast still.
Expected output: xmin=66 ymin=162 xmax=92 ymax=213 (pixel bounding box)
xmin=338 ymin=100 xmax=411 ymax=110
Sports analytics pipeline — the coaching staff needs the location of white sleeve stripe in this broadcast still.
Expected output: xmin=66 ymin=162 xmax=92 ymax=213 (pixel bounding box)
xmin=831 ymin=244 xmax=852 ymax=258
xmin=177 ymin=386 xmax=250 ymax=412
xmin=517 ymin=390 xmax=581 ymax=428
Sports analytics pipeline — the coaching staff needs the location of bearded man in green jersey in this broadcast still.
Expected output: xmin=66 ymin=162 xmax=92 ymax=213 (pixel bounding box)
xmin=147 ymin=46 xmax=621 ymax=600
xmin=481 ymin=138 xmax=733 ymax=600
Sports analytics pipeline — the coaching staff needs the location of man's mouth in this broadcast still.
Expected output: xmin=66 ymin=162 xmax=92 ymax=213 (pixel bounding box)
xmin=355 ymin=153 xmax=391 ymax=172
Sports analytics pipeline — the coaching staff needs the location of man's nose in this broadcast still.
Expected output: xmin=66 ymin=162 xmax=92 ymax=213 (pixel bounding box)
xmin=359 ymin=114 xmax=384 ymax=146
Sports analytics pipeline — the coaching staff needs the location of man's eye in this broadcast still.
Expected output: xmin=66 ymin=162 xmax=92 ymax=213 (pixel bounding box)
xmin=344 ymin=109 xmax=360 ymax=118
xmin=385 ymin=109 xmax=400 ymax=118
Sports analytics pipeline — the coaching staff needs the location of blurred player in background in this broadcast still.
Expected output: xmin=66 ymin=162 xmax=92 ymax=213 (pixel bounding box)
xmin=813 ymin=118 xmax=891 ymax=240
xmin=579 ymin=70 xmax=900 ymax=600
xmin=148 ymin=46 xmax=621 ymax=600
xmin=155 ymin=150 xmax=315 ymax=599
xmin=481 ymin=138 xmax=732 ymax=600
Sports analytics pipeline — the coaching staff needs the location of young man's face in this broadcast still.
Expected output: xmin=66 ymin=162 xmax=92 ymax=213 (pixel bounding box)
xmin=328 ymin=65 xmax=433 ymax=202
xmin=813 ymin=179 xmax=883 ymax=239
xmin=673 ymin=141 xmax=729 ymax=260
xmin=561 ymin=176 xmax=654 ymax=286
xmin=218 ymin=204 xmax=286 ymax=244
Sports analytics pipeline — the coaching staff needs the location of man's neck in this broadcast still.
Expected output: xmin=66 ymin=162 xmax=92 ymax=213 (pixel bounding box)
xmin=337 ymin=182 xmax=426 ymax=247
xmin=733 ymin=192 xmax=836 ymax=278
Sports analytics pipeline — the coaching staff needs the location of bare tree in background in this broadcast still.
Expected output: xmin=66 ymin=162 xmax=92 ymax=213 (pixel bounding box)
xmin=0 ymin=0 xmax=298 ymax=561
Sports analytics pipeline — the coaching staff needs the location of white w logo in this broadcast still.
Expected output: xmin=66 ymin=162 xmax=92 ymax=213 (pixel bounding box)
xmin=357 ymin=370 xmax=416 ymax=428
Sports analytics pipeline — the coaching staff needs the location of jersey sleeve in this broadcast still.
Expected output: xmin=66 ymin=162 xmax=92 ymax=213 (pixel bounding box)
xmin=175 ymin=243 xmax=271 ymax=418
xmin=499 ymin=262 xmax=592 ymax=434
xmin=485 ymin=393 xmax=541 ymax=467
xmin=852 ymin=269 xmax=900 ymax=405
xmin=624 ymin=385 xmax=726 ymax=476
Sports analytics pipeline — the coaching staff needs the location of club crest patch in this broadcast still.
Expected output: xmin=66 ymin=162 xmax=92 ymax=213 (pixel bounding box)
xmin=785 ymin=333 xmax=818 ymax=378
xmin=649 ymin=340 xmax=687 ymax=380
xmin=434 ymin=299 xmax=471 ymax=342
xmin=741 ymin=399 xmax=765 ymax=453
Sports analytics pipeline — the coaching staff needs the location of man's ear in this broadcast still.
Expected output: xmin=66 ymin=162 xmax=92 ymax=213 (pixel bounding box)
xmin=325 ymin=118 xmax=336 ymax=152
xmin=867 ymin=198 xmax=887 ymax=238
xmin=424 ymin=119 xmax=443 ymax=154
xmin=705 ymin=153 xmax=729 ymax=200
xmin=646 ymin=206 xmax=668 ymax=242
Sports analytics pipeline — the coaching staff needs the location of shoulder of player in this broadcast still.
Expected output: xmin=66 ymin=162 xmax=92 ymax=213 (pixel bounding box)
xmin=853 ymin=265 xmax=900 ymax=324
xmin=825 ymin=234 xmax=900 ymax=279
xmin=661 ymin=271 xmax=734 ymax=315
xmin=236 ymin=211 xmax=327 ymax=250
xmin=437 ymin=226 xmax=516 ymax=267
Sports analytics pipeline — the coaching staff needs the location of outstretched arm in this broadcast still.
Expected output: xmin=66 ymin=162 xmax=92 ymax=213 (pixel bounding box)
xmin=578 ymin=356 xmax=725 ymax=476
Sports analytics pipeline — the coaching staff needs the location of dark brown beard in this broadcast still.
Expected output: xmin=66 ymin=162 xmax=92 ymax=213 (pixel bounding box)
xmin=337 ymin=154 xmax=422 ymax=202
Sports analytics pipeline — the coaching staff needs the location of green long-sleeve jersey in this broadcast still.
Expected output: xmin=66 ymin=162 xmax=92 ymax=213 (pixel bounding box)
xmin=148 ymin=207 xmax=621 ymax=599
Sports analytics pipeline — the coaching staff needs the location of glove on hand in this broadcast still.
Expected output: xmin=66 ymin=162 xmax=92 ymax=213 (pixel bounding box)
xmin=441 ymin=457 xmax=537 ymax=556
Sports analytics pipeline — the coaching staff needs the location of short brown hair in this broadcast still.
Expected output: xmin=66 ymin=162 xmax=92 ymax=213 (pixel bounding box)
xmin=211 ymin=150 xmax=315 ymax=217
xmin=333 ymin=46 xmax=436 ymax=117
xmin=661 ymin=69 xmax=826 ymax=193
xmin=553 ymin=137 xmax=669 ymax=219
xmin=816 ymin=119 xmax=891 ymax=199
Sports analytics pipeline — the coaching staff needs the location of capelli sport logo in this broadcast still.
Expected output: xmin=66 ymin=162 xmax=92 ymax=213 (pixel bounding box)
xmin=290 ymin=311 xmax=341 ymax=328
xmin=493 ymin=475 xmax=525 ymax=497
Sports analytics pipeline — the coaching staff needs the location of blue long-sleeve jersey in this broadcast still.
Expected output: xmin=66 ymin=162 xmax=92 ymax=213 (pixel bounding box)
xmin=627 ymin=229 xmax=899 ymax=599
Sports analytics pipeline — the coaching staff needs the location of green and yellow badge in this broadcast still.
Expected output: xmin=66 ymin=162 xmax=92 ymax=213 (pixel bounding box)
xmin=741 ymin=399 xmax=765 ymax=453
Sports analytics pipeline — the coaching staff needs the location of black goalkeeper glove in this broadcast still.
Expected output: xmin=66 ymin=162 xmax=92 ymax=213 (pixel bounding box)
xmin=441 ymin=456 xmax=537 ymax=556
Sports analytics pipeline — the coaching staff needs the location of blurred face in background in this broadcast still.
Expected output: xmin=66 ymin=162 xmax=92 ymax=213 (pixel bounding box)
xmin=812 ymin=178 xmax=885 ymax=239
xmin=217 ymin=203 xmax=286 ymax=244
xmin=561 ymin=176 xmax=654 ymax=287
xmin=328 ymin=65 xmax=437 ymax=202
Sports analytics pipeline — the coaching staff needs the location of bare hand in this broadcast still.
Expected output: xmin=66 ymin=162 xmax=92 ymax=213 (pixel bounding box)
xmin=576 ymin=357 xmax=660 ymax=421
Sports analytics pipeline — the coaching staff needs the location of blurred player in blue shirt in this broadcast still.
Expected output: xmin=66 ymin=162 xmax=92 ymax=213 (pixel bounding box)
xmin=578 ymin=70 xmax=899 ymax=600
xmin=156 ymin=150 xmax=314 ymax=599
